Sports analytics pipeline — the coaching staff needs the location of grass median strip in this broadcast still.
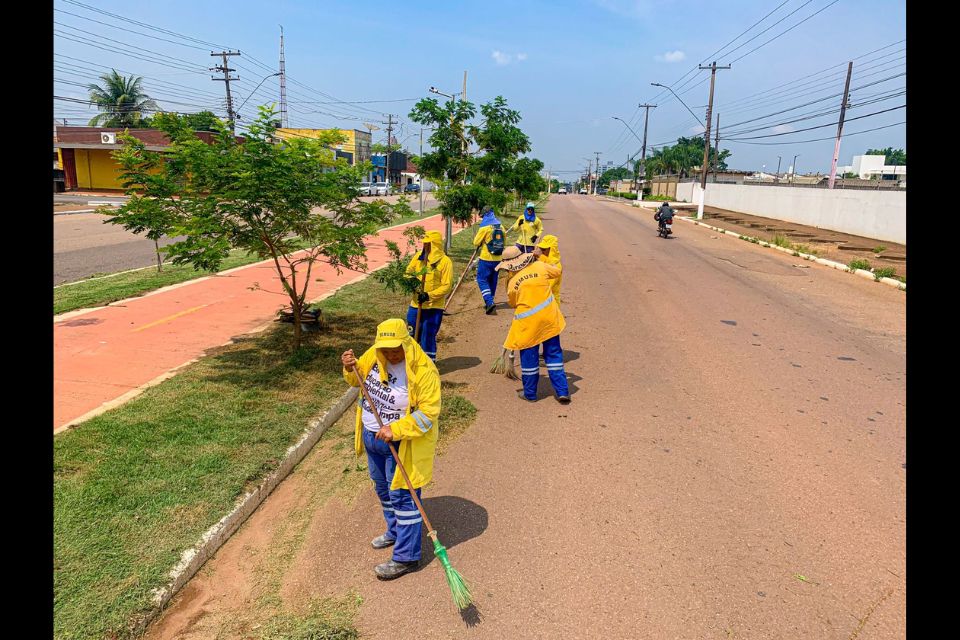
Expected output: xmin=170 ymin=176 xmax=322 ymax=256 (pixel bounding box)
xmin=54 ymin=222 xmax=480 ymax=640
xmin=53 ymin=206 xmax=435 ymax=316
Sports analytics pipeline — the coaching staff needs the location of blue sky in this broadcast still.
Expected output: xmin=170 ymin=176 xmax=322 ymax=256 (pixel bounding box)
xmin=54 ymin=0 xmax=906 ymax=178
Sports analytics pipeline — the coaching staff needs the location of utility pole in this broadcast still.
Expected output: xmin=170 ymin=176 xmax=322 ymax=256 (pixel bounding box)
xmin=775 ymin=155 xmax=782 ymax=183
xmin=211 ymin=51 xmax=240 ymax=134
xmin=418 ymin=127 xmax=425 ymax=215
xmin=382 ymin=114 xmax=395 ymax=187
xmin=637 ymin=103 xmax=656 ymax=199
xmin=593 ymin=152 xmax=602 ymax=194
xmin=828 ymin=62 xmax=854 ymax=189
xmin=279 ymin=27 xmax=288 ymax=128
xmin=712 ymin=112 xmax=720 ymax=181
xmin=697 ymin=61 xmax=730 ymax=219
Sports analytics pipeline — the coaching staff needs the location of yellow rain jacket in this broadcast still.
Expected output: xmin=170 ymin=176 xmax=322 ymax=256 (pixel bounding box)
xmin=504 ymin=260 xmax=565 ymax=350
xmin=509 ymin=214 xmax=543 ymax=247
xmin=405 ymin=230 xmax=453 ymax=310
xmin=472 ymin=225 xmax=504 ymax=262
xmin=537 ymin=235 xmax=563 ymax=304
xmin=343 ymin=322 xmax=441 ymax=491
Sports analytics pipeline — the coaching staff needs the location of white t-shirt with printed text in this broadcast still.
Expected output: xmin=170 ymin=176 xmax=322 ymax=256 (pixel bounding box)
xmin=361 ymin=360 xmax=409 ymax=432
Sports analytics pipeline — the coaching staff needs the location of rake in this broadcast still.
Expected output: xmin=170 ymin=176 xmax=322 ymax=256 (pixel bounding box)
xmin=351 ymin=365 xmax=473 ymax=610
xmin=443 ymin=245 xmax=480 ymax=316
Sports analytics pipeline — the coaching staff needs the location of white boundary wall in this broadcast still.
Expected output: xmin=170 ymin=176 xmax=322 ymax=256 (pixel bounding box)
xmin=673 ymin=182 xmax=905 ymax=244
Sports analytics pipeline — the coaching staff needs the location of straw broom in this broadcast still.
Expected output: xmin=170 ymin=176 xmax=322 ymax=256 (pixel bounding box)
xmin=351 ymin=364 xmax=473 ymax=609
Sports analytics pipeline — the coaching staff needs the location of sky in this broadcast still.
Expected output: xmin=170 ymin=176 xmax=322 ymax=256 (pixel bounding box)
xmin=53 ymin=0 xmax=907 ymax=180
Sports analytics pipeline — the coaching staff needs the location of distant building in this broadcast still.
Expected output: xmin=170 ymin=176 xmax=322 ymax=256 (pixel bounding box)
xmin=274 ymin=128 xmax=372 ymax=165
xmin=837 ymin=154 xmax=906 ymax=181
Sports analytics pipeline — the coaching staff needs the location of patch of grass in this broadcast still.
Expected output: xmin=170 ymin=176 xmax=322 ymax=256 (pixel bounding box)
xmin=793 ymin=244 xmax=818 ymax=256
xmin=872 ymin=245 xmax=887 ymax=253
xmin=772 ymin=233 xmax=792 ymax=248
xmin=848 ymin=258 xmax=871 ymax=272
xmin=644 ymin=194 xmax=674 ymax=202
xmin=873 ymin=266 xmax=897 ymax=281
xmin=53 ymin=208 xmax=438 ymax=316
xmin=54 ymin=224 xmax=481 ymax=640
xmin=437 ymin=392 xmax=478 ymax=456
xmin=259 ymin=593 xmax=362 ymax=640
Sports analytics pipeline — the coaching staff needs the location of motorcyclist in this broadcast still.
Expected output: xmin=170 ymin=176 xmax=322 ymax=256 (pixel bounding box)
xmin=655 ymin=202 xmax=675 ymax=230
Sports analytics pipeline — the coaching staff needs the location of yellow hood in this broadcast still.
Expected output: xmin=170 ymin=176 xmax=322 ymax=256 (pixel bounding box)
xmin=422 ymin=230 xmax=446 ymax=263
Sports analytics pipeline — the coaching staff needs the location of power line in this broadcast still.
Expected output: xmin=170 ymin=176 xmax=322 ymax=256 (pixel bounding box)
xmin=724 ymin=104 xmax=904 ymax=141
xmin=725 ymin=0 xmax=842 ymax=65
xmin=723 ymin=121 xmax=904 ymax=145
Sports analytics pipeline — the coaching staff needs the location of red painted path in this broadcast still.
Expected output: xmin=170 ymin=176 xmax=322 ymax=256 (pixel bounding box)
xmin=54 ymin=215 xmax=444 ymax=432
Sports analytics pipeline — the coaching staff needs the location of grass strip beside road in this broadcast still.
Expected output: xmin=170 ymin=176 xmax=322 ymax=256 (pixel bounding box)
xmin=54 ymin=223 xmax=480 ymax=640
xmin=53 ymin=207 xmax=434 ymax=316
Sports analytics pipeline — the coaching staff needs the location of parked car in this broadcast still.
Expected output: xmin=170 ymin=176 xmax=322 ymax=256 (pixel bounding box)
xmin=404 ymin=183 xmax=420 ymax=193
xmin=557 ymin=187 xmax=567 ymax=194
xmin=359 ymin=181 xmax=372 ymax=196
xmin=597 ymin=187 xmax=608 ymax=195
xmin=578 ymin=188 xmax=588 ymax=194
xmin=372 ymin=182 xmax=392 ymax=196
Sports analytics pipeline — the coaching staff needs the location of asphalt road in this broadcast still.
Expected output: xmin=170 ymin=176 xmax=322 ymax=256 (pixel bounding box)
xmin=53 ymin=193 xmax=438 ymax=285
xmin=146 ymin=193 xmax=906 ymax=639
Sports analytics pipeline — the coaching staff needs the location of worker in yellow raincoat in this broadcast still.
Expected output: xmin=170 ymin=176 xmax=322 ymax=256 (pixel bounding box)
xmin=508 ymin=201 xmax=543 ymax=253
xmin=496 ymin=246 xmax=570 ymax=403
xmin=535 ymin=234 xmax=563 ymax=305
xmin=341 ymin=318 xmax=441 ymax=580
xmin=404 ymin=229 xmax=452 ymax=361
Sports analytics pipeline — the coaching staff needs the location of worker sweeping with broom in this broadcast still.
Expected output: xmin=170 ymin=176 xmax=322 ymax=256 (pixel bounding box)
xmin=508 ymin=201 xmax=543 ymax=253
xmin=494 ymin=246 xmax=570 ymax=403
xmin=405 ymin=230 xmax=452 ymax=361
xmin=472 ymin=206 xmax=505 ymax=314
xmin=341 ymin=320 xmax=472 ymax=608
xmin=341 ymin=319 xmax=440 ymax=580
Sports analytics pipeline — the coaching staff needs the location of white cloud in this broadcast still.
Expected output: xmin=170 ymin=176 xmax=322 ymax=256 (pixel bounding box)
xmin=492 ymin=50 xmax=528 ymax=65
xmin=655 ymin=50 xmax=686 ymax=63
xmin=772 ymin=124 xmax=794 ymax=134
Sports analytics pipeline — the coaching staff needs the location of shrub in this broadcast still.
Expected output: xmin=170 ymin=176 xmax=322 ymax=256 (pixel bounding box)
xmin=848 ymin=258 xmax=871 ymax=272
xmin=873 ymin=266 xmax=897 ymax=281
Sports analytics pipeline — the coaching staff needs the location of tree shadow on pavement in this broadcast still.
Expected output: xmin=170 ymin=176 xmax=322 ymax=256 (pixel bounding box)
xmin=437 ymin=356 xmax=482 ymax=375
xmin=563 ymin=350 xmax=580 ymax=363
xmin=418 ymin=496 xmax=488 ymax=570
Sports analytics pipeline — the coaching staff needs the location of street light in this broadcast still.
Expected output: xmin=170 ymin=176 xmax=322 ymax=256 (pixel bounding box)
xmin=612 ymin=116 xmax=643 ymax=144
xmin=650 ymin=82 xmax=704 ymax=128
xmin=792 ymin=154 xmax=800 ymax=183
xmin=236 ymin=72 xmax=282 ymax=118
xmin=429 ymin=86 xmax=461 ymax=100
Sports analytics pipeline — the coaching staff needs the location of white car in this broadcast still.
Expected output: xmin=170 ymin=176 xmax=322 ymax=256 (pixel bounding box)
xmin=558 ymin=187 xmax=567 ymax=194
xmin=359 ymin=181 xmax=372 ymax=196
xmin=372 ymin=182 xmax=392 ymax=196
xmin=578 ymin=188 xmax=588 ymax=194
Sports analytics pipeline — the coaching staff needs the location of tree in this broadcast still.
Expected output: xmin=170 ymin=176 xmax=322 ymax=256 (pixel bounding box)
xmin=107 ymin=107 xmax=409 ymax=349
xmin=87 ymin=70 xmax=159 ymax=128
xmin=409 ymin=95 xmax=542 ymax=225
xmin=640 ymin=136 xmax=730 ymax=177
xmin=866 ymin=147 xmax=906 ymax=166
xmin=599 ymin=166 xmax=631 ymax=188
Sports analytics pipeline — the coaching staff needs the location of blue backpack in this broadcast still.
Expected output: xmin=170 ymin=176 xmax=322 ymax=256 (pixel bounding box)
xmin=486 ymin=225 xmax=505 ymax=256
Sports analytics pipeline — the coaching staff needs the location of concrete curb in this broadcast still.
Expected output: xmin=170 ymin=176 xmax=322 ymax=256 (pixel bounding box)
xmin=677 ymin=216 xmax=906 ymax=291
xmin=136 ymin=385 xmax=360 ymax=635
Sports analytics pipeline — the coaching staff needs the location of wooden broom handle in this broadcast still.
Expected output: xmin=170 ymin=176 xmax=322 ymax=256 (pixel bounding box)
xmin=351 ymin=364 xmax=435 ymax=533
xmin=444 ymin=245 xmax=480 ymax=311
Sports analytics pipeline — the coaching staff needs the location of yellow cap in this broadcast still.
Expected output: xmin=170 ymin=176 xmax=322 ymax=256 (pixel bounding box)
xmin=372 ymin=318 xmax=408 ymax=349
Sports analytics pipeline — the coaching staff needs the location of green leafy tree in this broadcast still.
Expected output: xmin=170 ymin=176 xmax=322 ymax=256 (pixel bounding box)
xmin=641 ymin=136 xmax=730 ymax=177
xmin=599 ymin=166 xmax=631 ymax=188
xmin=409 ymin=94 xmax=542 ymax=226
xmin=866 ymin=147 xmax=906 ymax=165
xmin=87 ymin=70 xmax=159 ymax=128
xmin=107 ymin=107 xmax=409 ymax=349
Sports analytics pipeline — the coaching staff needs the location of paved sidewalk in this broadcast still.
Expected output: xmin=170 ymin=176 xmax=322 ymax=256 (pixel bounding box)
xmin=54 ymin=215 xmax=444 ymax=432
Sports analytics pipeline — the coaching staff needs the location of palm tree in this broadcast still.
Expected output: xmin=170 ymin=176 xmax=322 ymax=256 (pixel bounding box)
xmin=87 ymin=70 xmax=159 ymax=128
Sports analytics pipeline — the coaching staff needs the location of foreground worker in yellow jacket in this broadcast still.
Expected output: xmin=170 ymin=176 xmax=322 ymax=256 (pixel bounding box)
xmin=341 ymin=318 xmax=441 ymax=580
xmin=404 ymin=229 xmax=452 ymax=361
xmin=508 ymin=202 xmax=543 ymax=253
xmin=496 ymin=246 xmax=570 ymax=403
xmin=535 ymin=234 xmax=563 ymax=305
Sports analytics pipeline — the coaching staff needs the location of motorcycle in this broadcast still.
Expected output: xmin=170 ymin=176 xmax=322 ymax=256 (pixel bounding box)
xmin=654 ymin=210 xmax=674 ymax=238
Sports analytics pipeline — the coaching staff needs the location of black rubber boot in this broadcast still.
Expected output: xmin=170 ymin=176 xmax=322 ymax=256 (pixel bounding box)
xmin=485 ymin=303 xmax=496 ymax=314
xmin=375 ymin=559 xmax=419 ymax=580
xmin=556 ymin=395 xmax=571 ymax=404
xmin=371 ymin=534 xmax=396 ymax=549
